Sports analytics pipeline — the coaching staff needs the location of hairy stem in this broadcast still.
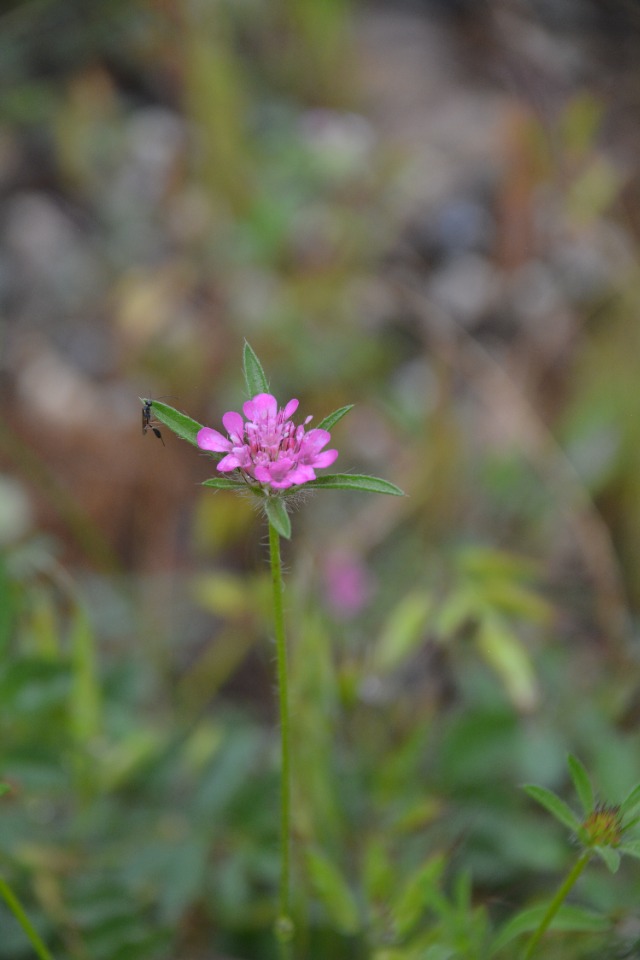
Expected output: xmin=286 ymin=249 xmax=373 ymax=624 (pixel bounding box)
xmin=0 ymin=875 xmax=55 ymax=960
xmin=522 ymin=852 xmax=590 ymax=960
xmin=268 ymin=521 xmax=294 ymax=959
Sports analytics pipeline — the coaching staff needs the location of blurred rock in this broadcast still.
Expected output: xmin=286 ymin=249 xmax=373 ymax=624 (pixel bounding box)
xmin=426 ymin=252 xmax=499 ymax=326
xmin=2 ymin=191 xmax=102 ymax=319
xmin=0 ymin=475 xmax=32 ymax=544
xmin=407 ymin=194 xmax=495 ymax=265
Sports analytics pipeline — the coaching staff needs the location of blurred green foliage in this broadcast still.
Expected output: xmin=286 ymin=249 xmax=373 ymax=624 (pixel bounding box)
xmin=2 ymin=0 xmax=640 ymax=957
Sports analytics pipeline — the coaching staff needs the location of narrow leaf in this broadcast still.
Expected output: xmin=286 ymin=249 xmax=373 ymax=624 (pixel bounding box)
xmin=619 ymin=839 xmax=640 ymax=859
xmin=435 ymin=588 xmax=476 ymax=637
xmin=620 ymin=782 xmax=640 ymax=816
xmin=476 ymin=615 xmax=538 ymax=711
xmin=594 ymin=845 xmax=620 ymax=873
xmin=523 ymin=784 xmax=581 ymax=832
xmin=390 ymin=855 xmax=445 ymax=939
xmin=479 ymin=580 xmax=552 ymax=624
xmin=316 ymin=404 xmax=354 ymax=432
xmin=567 ymin=755 xmax=594 ymax=816
xmin=302 ymin=474 xmax=405 ymax=496
xmin=202 ymin=477 xmax=243 ymax=490
xmin=374 ymin=592 xmax=433 ymax=674
xmin=243 ymin=340 xmax=269 ymax=397
xmin=305 ymin=848 xmax=360 ymax=935
xmin=265 ymin=498 xmax=291 ymax=540
xmin=69 ymin=606 xmax=101 ymax=745
xmin=142 ymin=399 xmax=204 ymax=447
xmin=491 ymin=903 xmax=609 ymax=953
xmin=460 ymin=546 xmax=540 ymax=582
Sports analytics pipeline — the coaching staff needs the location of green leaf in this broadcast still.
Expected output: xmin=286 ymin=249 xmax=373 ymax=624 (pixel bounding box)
xmin=202 ymin=477 xmax=243 ymax=490
xmin=363 ymin=839 xmax=395 ymax=903
xmin=523 ymin=784 xmax=581 ymax=832
xmin=435 ymin=588 xmax=477 ymax=638
xmin=390 ymin=855 xmax=445 ymax=939
xmin=620 ymin=782 xmax=640 ymax=816
xmin=265 ymin=498 xmax=291 ymax=539
xmin=302 ymin=474 xmax=405 ymax=496
xmin=459 ymin=546 xmax=539 ymax=582
xmin=69 ymin=606 xmax=101 ymax=746
xmin=316 ymin=405 xmax=354 ymax=432
xmin=491 ymin=903 xmax=609 ymax=952
xmin=373 ymin=591 xmax=433 ymax=674
xmin=305 ymin=848 xmax=360 ymax=935
xmin=619 ymin=839 xmax=640 ymax=859
xmin=476 ymin=614 xmax=538 ymax=711
xmin=478 ymin=580 xmax=553 ymax=624
xmin=594 ymin=845 xmax=620 ymax=873
xmin=141 ymin=399 xmax=204 ymax=447
xmin=567 ymin=755 xmax=594 ymax=816
xmin=243 ymin=340 xmax=269 ymax=397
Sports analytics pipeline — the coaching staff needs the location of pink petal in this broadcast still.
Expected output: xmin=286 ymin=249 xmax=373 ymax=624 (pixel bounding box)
xmin=243 ymin=393 xmax=277 ymax=422
xmin=286 ymin=465 xmax=316 ymax=485
xmin=222 ymin=410 xmax=245 ymax=441
xmin=255 ymin=458 xmax=295 ymax=484
xmin=300 ymin=428 xmax=332 ymax=454
xmin=197 ymin=427 xmax=232 ymax=453
xmin=217 ymin=453 xmax=243 ymax=472
xmin=282 ymin=398 xmax=299 ymax=419
xmin=269 ymin=477 xmax=295 ymax=489
xmin=310 ymin=449 xmax=338 ymax=469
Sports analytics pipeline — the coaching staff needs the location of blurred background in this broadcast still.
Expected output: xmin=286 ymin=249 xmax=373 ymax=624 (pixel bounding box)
xmin=2 ymin=0 xmax=640 ymax=957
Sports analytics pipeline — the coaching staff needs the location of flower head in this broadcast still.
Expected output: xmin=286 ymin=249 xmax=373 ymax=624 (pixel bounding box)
xmin=582 ymin=804 xmax=624 ymax=848
xmin=197 ymin=392 xmax=338 ymax=491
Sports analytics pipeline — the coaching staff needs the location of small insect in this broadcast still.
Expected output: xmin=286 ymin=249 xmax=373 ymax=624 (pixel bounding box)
xmin=141 ymin=398 xmax=165 ymax=446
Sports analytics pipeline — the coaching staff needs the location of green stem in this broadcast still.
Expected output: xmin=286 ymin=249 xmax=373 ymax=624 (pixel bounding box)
xmin=0 ymin=875 xmax=55 ymax=960
xmin=268 ymin=521 xmax=294 ymax=959
xmin=522 ymin=852 xmax=590 ymax=960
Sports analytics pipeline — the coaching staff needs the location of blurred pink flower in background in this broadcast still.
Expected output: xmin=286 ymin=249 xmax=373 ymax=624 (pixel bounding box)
xmin=323 ymin=549 xmax=376 ymax=619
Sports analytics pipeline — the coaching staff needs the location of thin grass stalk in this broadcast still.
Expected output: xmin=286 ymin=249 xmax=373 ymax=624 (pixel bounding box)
xmin=0 ymin=875 xmax=55 ymax=960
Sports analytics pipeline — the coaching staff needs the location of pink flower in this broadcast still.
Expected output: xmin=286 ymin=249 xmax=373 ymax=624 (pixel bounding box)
xmin=197 ymin=392 xmax=338 ymax=491
xmin=323 ymin=550 xmax=375 ymax=618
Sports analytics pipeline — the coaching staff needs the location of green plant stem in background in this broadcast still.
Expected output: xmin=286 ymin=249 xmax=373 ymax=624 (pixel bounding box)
xmin=522 ymin=852 xmax=590 ymax=960
xmin=0 ymin=875 xmax=55 ymax=960
xmin=268 ymin=520 xmax=294 ymax=959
